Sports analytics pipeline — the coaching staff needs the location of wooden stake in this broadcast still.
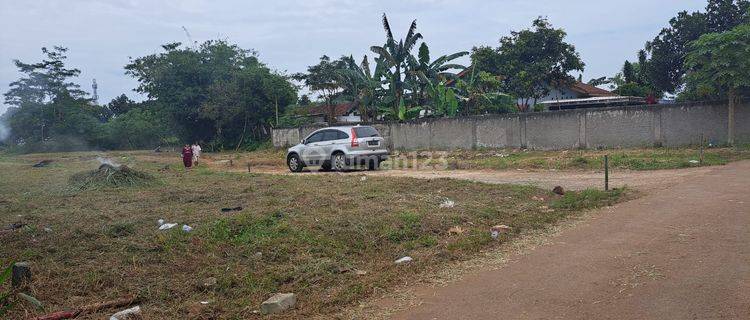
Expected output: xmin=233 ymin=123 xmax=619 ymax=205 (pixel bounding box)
xmin=604 ymin=155 xmax=609 ymax=191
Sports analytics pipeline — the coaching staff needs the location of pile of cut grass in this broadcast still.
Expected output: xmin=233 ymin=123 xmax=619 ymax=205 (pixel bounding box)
xmin=69 ymin=164 xmax=154 ymax=190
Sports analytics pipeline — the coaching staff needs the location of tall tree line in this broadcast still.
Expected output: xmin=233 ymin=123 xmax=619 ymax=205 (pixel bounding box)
xmin=1 ymin=41 xmax=297 ymax=152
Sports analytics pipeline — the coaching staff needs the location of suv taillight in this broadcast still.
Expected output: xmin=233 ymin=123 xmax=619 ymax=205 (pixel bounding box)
xmin=350 ymin=128 xmax=359 ymax=147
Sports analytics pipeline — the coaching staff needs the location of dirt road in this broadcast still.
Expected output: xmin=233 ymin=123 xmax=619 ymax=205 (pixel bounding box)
xmin=383 ymin=160 xmax=750 ymax=319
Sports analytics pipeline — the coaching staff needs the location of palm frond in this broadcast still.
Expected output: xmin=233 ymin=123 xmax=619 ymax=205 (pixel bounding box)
xmin=370 ymin=46 xmax=396 ymax=66
xmin=403 ymin=32 xmax=423 ymax=53
xmin=437 ymin=63 xmax=467 ymax=72
xmin=430 ymin=51 xmax=469 ymax=68
xmin=382 ymin=14 xmax=396 ymax=51
xmin=361 ymin=55 xmax=372 ymax=79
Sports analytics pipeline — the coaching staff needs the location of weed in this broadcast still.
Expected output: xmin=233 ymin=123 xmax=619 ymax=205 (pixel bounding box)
xmin=105 ymin=223 xmax=135 ymax=238
xmin=552 ymin=188 xmax=626 ymax=210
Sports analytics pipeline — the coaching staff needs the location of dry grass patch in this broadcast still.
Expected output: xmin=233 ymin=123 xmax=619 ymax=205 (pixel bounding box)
xmin=0 ymin=152 xmax=627 ymax=319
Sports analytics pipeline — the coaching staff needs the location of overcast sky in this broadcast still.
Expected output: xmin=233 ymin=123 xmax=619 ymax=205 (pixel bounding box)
xmin=0 ymin=0 xmax=707 ymax=115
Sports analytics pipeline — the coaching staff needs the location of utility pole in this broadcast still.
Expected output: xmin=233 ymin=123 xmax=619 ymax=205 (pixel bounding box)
xmin=91 ymin=79 xmax=98 ymax=104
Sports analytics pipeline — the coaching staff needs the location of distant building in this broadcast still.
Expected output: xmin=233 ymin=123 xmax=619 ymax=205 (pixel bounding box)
xmin=538 ymin=96 xmax=647 ymax=111
xmin=301 ymin=102 xmax=361 ymax=124
xmin=448 ymin=66 xmax=640 ymax=111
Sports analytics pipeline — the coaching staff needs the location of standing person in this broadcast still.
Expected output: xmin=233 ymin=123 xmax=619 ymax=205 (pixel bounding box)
xmin=191 ymin=142 xmax=202 ymax=165
xmin=181 ymin=144 xmax=193 ymax=170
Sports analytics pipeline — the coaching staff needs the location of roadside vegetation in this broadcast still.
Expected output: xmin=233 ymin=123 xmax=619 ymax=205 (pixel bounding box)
xmin=0 ymin=153 xmax=627 ymax=318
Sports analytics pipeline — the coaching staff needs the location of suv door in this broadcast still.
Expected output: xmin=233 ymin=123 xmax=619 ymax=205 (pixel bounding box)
xmin=301 ymin=131 xmax=325 ymax=164
xmin=320 ymin=130 xmax=345 ymax=160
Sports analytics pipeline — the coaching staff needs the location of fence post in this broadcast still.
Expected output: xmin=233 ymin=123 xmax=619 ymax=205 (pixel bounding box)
xmin=699 ymin=133 xmax=704 ymax=165
xmin=604 ymin=154 xmax=609 ymax=191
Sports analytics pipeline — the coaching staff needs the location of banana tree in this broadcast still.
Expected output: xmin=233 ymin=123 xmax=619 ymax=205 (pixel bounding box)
xmin=337 ymin=55 xmax=387 ymax=122
xmin=408 ymin=43 xmax=468 ymax=110
xmin=370 ymin=14 xmax=422 ymax=117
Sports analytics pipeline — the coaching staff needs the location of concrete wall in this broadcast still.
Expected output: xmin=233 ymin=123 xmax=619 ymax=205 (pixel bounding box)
xmin=272 ymin=101 xmax=750 ymax=150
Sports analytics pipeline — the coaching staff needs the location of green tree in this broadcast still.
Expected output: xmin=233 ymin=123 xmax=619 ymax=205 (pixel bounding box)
xmin=293 ymin=55 xmax=345 ymax=123
xmin=337 ymin=55 xmax=388 ymax=122
xmin=641 ymin=0 xmax=749 ymax=94
xmin=126 ymin=40 xmax=295 ymax=147
xmin=684 ymin=23 xmax=750 ymax=142
xmin=455 ymin=67 xmax=514 ymax=114
xmin=2 ymin=46 xmax=105 ymax=151
xmin=104 ymin=108 xmax=171 ymax=149
xmin=407 ymin=43 xmax=468 ymax=107
xmin=472 ymin=18 xmax=584 ymax=111
xmin=370 ymin=14 xmax=423 ymax=117
xmin=106 ymin=94 xmax=136 ymax=117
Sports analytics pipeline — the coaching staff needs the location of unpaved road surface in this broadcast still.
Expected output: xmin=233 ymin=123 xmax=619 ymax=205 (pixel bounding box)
xmin=384 ymin=160 xmax=750 ymax=319
xmin=243 ymin=165 xmax=717 ymax=191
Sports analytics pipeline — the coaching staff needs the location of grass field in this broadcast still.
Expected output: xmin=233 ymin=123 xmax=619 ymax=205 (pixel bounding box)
xmin=0 ymin=151 xmax=627 ymax=319
xmin=181 ymin=146 xmax=750 ymax=172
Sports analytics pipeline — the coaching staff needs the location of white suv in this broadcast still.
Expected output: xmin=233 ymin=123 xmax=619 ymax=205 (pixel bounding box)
xmin=286 ymin=126 xmax=389 ymax=172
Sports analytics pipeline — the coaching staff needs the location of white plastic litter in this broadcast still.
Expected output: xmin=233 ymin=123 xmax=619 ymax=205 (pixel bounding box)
xmin=110 ymin=305 xmax=141 ymax=320
xmin=158 ymin=223 xmax=177 ymax=230
xmin=360 ymin=176 xmax=367 ymax=181
xmin=157 ymin=219 xmax=165 ymax=226
xmin=439 ymin=198 xmax=455 ymax=208
xmin=394 ymin=256 xmax=413 ymax=264
xmin=182 ymin=224 xmax=193 ymax=232
xmin=689 ymin=160 xmax=699 ymax=164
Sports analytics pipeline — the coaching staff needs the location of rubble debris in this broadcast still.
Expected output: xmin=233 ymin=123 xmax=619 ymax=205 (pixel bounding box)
xmin=490 ymin=225 xmax=511 ymax=239
xmin=439 ymin=198 xmax=455 ymax=208
xmin=31 ymin=310 xmax=78 ymax=320
xmin=203 ymin=277 xmax=218 ymax=289
xmin=394 ymin=256 xmax=413 ymax=264
xmin=354 ymin=270 xmax=368 ymax=276
xmin=18 ymin=292 xmax=44 ymax=310
xmin=182 ymin=225 xmax=193 ymax=232
xmin=552 ymin=186 xmax=565 ymax=195
xmin=448 ymin=226 xmax=465 ymax=235
xmin=109 ymin=305 xmax=141 ymax=320
xmin=32 ymin=160 xmax=53 ymax=168
xmin=158 ymin=223 xmax=177 ymax=230
xmin=12 ymin=261 xmax=32 ymax=288
xmin=260 ymin=293 xmax=297 ymax=315
xmin=31 ymin=295 xmax=137 ymax=320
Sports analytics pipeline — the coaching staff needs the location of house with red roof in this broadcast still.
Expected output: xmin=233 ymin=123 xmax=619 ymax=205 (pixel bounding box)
xmin=448 ymin=66 xmax=645 ymax=111
xmin=300 ymin=102 xmax=361 ymax=124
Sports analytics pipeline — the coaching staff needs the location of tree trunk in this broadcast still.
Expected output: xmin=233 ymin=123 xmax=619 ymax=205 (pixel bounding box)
xmin=274 ymin=97 xmax=279 ymax=126
xmin=728 ymin=88 xmax=736 ymax=146
xmin=236 ymin=114 xmax=248 ymax=152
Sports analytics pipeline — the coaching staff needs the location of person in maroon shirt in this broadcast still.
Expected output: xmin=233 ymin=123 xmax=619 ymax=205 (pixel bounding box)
xmin=181 ymin=144 xmax=193 ymax=170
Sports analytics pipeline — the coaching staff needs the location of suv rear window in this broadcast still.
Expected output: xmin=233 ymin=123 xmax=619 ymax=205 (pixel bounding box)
xmin=354 ymin=126 xmax=380 ymax=138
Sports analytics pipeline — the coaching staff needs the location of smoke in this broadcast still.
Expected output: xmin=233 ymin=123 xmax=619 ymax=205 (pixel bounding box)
xmin=96 ymin=156 xmax=121 ymax=168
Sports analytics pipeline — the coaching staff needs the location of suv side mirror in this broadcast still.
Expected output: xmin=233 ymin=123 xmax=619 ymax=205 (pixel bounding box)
xmin=301 ymin=139 xmax=306 ymax=145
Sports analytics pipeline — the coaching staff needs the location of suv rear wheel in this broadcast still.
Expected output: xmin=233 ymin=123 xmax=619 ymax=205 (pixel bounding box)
xmin=287 ymin=154 xmax=303 ymax=172
xmin=332 ymin=152 xmax=347 ymax=171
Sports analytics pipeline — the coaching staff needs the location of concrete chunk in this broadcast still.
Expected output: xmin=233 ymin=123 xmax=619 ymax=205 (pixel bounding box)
xmin=12 ymin=262 xmax=31 ymax=288
xmin=260 ymin=293 xmax=296 ymax=315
